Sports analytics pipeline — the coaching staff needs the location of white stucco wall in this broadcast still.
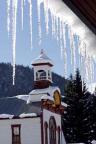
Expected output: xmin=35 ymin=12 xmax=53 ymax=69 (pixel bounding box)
xmin=0 ymin=117 xmax=41 ymax=144
xmin=43 ymin=109 xmax=66 ymax=144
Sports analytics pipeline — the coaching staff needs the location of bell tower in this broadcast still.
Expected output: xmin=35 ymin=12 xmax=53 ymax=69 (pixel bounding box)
xmin=32 ymin=50 xmax=53 ymax=89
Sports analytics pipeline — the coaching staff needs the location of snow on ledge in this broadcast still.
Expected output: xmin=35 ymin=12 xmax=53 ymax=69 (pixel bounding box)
xmin=0 ymin=114 xmax=14 ymax=119
xmin=41 ymin=95 xmax=67 ymax=107
xmin=19 ymin=113 xmax=37 ymax=118
xmin=61 ymin=102 xmax=67 ymax=107
xmin=41 ymin=95 xmax=54 ymax=101
xmin=16 ymin=95 xmax=29 ymax=101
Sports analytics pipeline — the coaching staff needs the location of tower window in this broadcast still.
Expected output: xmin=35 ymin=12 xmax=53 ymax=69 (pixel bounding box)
xmin=36 ymin=70 xmax=46 ymax=80
xmin=11 ymin=125 xmax=21 ymax=144
xmin=49 ymin=116 xmax=56 ymax=144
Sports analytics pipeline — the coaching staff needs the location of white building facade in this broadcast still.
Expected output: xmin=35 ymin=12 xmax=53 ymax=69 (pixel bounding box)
xmin=0 ymin=50 xmax=66 ymax=144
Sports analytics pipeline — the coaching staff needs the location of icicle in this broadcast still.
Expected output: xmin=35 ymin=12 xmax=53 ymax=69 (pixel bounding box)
xmin=44 ymin=0 xmax=49 ymax=33
xmin=63 ymin=23 xmax=67 ymax=78
xmin=70 ymin=28 xmax=76 ymax=75
xmin=83 ymin=42 xmax=87 ymax=82
xmin=11 ymin=0 xmax=18 ymax=85
xmin=60 ymin=20 xmax=63 ymax=59
xmin=89 ymin=57 xmax=93 ymax=84
xmin=21 ymin=0 xmax=24 ymax=30
xmin=69 ymin=28 xmax=73 ymax=66
xmin=78 ymin=37 xmax=82 ymax=71
xmin=56 ymin=17 xmax=59 ymax=42
xmin=37 ymin=0 xmax=42 ymax=44
xmin=51 ymin=14 xmax=55 ymax=36
xmin=92 ymin=59 xmax=95 ymax=82
xmin=28 ymin=0 xmax=32 ymax=49
xmin=7 ymin=0 xmax=11 ymax=35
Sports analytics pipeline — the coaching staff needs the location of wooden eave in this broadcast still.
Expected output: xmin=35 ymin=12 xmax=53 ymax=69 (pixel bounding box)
xmin=62 ymin=0 xmax=96 ymax=35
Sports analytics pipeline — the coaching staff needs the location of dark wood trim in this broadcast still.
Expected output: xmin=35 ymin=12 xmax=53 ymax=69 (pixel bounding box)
xmin=44 ymin=122 xmax=48 ymax=144
xmin=32 ymin=63 xmax=53 ymax=67
xmin=11 ymin=124 xmax=21 ymax=144
xmin=0 ymin=115 xmax=40 ymax=120
xmin=34 ymin=80 xmax=51 ymax=89
xmin=40 ymin=111 xmax=44 ymax=144
xmin=62 ymin=0 xmax=96 ymax=35
xmin=57 ymin=126 xmax=60 ymax=144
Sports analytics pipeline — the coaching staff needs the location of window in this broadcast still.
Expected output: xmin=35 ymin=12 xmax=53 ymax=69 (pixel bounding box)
xmin=44 ymin=122 xmax=48 ymax=144
xmin=49 ymin=116 xmax=56 ymax=144
xmin=36 ymin=70 xmax=46 ymax=80
xmin=58 ymin=126 xmax=60 ymax=144
xmin=12 ymin=125 xmax=21 ymax=144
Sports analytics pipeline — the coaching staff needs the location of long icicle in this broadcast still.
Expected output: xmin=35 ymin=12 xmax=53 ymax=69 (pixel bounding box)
xmin=92 ymin=58 xmax=95 ymax=82
xmin=56 ymin=17 xmax=59 ymax=42
xmin=11 ymin=0 xmax=18 ymax=85
xmin=37 ymin=0 xmax=42 ymax=45
xmin=70 ymin=28 xmax=73 ymax=66
xmin=70 ymin=28 xmax=76 ymax=75
xmin=21 ymin=0 xmax=24 ymax=30
xmin=63 ymin=23 xmax=67 ymax=78
xmin=60 ymin=20 xmax=63 ymax=59
xmin=28 ymin=0 xmax=32 ymax=49
xmin=7 ymin=0 xmax=11 ymax=36
xmin=44 ymin=0 xmax=49 ymax=34
xmin=51 ymin=14 xmax=55 ymax=37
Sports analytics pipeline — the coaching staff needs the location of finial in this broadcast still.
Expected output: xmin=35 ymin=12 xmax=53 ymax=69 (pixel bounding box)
xmin=41 ymin=49 xmax=44 ymax=54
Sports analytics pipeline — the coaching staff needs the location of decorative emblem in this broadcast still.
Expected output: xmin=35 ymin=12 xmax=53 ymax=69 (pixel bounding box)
xmin=53 ymin=90 xmax=61 ymax=107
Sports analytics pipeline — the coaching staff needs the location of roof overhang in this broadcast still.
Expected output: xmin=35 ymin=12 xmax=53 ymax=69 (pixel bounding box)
xmin=62 ymin=0 xmax=96 ymax=35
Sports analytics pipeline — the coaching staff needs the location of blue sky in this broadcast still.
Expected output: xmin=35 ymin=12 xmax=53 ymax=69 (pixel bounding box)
xmin=0 ymin=0 xmax=95 ymax=84
xmin=0 ymin=0 xmax=69 ymax=77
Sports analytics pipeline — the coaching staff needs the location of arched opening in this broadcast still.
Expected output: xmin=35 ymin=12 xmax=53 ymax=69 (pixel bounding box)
xmin=36 ymin=70 xmax=46 ymax=80
xmin=49 ymin=116 xmax=56 ymax=144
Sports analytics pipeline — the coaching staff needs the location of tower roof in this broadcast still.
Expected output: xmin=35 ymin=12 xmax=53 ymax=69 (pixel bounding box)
xmin=32 ymin=49 xmax=53 ymax=66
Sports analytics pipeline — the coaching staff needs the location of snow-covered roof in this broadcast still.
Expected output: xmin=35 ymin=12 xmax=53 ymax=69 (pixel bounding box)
xmin=27 ymin=86 xmax=60 ymax=103
xmin=0 ymin=97 xmax=41 ymax=118
xmin=41 ymin=95 xmax=54 ymax=101
xmin=29 ymin=86 xmax=60 ymax=96
xmin=32 ymin=49 xmax=53 ymax=66
xmin=0 ymin=114 xmax=14 ymax=119
xmin=19 ymin=113 xmax=37 ymax=118
xmin=16 ymin=95 xmax=29 ymax=101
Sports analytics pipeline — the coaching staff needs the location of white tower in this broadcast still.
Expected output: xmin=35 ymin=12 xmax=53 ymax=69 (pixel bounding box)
xmin=32 ymin=49 xmax=53 ymax=89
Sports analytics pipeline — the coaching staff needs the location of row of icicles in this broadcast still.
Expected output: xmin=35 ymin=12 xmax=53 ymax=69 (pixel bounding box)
xmin=7 ymin=0 xmax=95 ymax=86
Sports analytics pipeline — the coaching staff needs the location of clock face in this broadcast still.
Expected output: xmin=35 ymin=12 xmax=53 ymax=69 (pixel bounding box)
xmin=53 ymin=91 xmax=61 ymax=106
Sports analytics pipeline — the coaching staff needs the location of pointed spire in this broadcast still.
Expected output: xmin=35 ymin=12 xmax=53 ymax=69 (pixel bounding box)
xmin=41 ymin=49 xmax=44 ymax=54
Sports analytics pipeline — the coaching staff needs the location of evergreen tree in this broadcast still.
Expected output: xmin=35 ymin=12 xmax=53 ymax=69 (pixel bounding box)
xmin=62 ymin=69 xmax=87 ymax=143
